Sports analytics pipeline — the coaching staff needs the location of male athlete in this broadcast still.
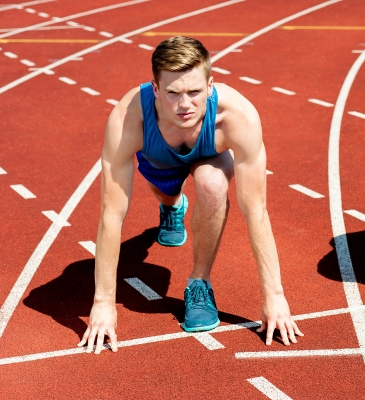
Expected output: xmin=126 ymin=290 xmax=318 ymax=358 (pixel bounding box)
xmin=78 ymin=36 xmax=303 ymax=354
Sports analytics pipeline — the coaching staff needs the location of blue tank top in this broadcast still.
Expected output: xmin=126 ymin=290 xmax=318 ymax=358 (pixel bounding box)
xmin=139 ymin=82 xmax=218 ymax=169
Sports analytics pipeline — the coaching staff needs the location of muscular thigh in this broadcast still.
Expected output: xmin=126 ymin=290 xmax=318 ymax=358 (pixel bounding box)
xmin=191 ymin=150 xmax=234 ymax=182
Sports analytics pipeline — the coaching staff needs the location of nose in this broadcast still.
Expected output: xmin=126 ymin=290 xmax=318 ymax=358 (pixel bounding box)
xmin=178 ymin=93 xmax=190 ymax=110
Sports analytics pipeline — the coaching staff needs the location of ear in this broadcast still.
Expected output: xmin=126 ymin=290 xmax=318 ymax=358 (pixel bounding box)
xmin=207 ymin=76 xmax=214 ymax=97
xmin=151 ymin=79 xmax=160 ymax=99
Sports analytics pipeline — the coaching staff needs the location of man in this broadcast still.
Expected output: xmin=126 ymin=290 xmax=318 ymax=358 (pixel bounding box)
xmin=78 ymin=36 xmax=303 ymax=354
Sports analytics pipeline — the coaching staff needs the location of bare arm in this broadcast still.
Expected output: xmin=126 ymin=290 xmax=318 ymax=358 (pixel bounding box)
xmin=78 ymin=87 xmax=143 ymax=354
xmin=218 ymin=84 xmax=303 ymax=345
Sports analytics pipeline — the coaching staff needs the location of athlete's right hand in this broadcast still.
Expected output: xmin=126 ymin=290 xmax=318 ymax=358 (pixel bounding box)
xmin=77 ymin=302 xmax=118 ymax=354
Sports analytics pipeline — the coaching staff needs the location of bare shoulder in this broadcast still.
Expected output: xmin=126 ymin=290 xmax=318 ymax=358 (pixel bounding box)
xmin=104 ymin=86 xmax=143 ymax=161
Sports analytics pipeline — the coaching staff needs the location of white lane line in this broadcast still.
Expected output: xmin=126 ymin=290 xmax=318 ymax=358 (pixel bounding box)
xmin=10 ymin=184 xmax=36 ymax=199
xmin=0 ymin=159 xmax=102 ymax=337
xmin=344 ymin=210 xmax=365 ymax=222
xmin=0 ymin=26 xmax=83 ymax=32
xmin=59 ymin=76 xmax=76 ymax=85
xmin=42 ymin=211 xmax=71 ymax=227
xmin=271 ymin=87 xmax=295 ymax=95
xmin=0 ymin=167 xmax=7 ymax=174
xmin=81 ymin=87 xmax=100 ymax=96
xmin=0 ymin=0 xmax=149 ymax=39
xmin=0 ymin=0 xmax=55 ymax=12
xmin=138 ymin=43 xmax=154 ymax=50
xmin=119 ymin=37 xmax=132 ymax=43
xmin=247 ymin=377 xmax=292 ymax=400
xmin=38 ymin=12 xmax=49 ymax=18
xmin=289 ymin=184 xmax=324 ymax=198
xmin=352 ymin=50 xmax=363 ymax=54
xmin=4 ymin=51 xmax=17 ymax=58
xmin=308 ymin=98 xmax=334 ymax=107
xmin=211 ymin=0 xmax=342 ymax=64
xmin=79 ymin=241 xmax=96 ymax=256
xmin=28 ymin=67 xmax=54 ymax=75
xmin=194 ymin=333 xmax=225 ymax=350
xmin=99 ymin=31 xmax=113 ymax=38
xmin=106 ymin=99 xmax=119 ymax=106
xmin=83 ymin=26 xmax=96 ymax=32
xmin=20 ymin=59 xmax=35 ymax=66
xmin=66 ymin=21 xmax=79 ymax=27
xmin=348 ymin=111 xmax=365 ymax=119
xmin=239 ymin=76 xmax=261 ymax=84
xmin=266 ymin=170 xmax=273 ymax=175
xmin=236 ymin=348 xmax=364 ymax=359
xmin=2 ymin=306 xmax=365 ymax=366
xmin=328 ymin=46 xmax=365 ymax=363
xmin=25 ymin=7 xmax=36 ymax=13
xmin=124 ymin=278 xmax=162 ymax=300
xmin=211 ymin=66 xmax=231 ymax=74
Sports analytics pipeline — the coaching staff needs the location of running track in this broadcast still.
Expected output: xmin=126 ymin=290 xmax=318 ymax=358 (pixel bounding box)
xmin=1 ymin=0 xmax=365 ymax=398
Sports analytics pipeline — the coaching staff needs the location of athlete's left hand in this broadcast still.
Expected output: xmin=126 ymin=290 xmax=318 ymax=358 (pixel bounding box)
xmin=256 ymin=293 xmax=304 ymax=345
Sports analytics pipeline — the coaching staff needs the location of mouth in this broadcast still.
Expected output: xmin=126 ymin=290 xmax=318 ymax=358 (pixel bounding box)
xmin=177 ymin=112 xmax=194 ymax=119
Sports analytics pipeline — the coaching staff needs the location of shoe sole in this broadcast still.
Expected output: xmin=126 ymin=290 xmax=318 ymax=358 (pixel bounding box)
xmin=182 ymin=318 xmax=220 ymax=332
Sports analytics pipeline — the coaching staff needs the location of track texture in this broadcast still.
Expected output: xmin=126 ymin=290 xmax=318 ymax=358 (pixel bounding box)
xmin=1 ymin=0 xmax=365 ymax=398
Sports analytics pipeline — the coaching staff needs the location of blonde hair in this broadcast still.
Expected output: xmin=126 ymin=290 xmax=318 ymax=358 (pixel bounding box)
xmin=152 ymin=36 xmax=211 ymax=84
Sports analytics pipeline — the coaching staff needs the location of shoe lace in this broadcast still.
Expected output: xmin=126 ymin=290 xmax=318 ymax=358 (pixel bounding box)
xmin=187 ymin=286 xmax=210 ymax=310
xmin=160 ymin=207 xmax=178 ymax=230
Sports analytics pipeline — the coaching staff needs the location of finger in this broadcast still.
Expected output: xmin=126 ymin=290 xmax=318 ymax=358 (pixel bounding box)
xmin=286 ymin=323 xmax=297 ymax=344
xmin=77 ymin=327 xmax=90 ymax=347
xmin=292 ymin=320 xmax=304 ymax=336
xmin=94 ymin=330 xmax=106 ymax=355
xmin=256 ymin=321 xmax=267 ymax=333
xmin=86 ymin=329 xmax=97 ymax=353
xmin=265 ymin=321 xmax=275 ymax=345
xmin=108 ymin=329 xmax=118 ymax=353
xmin=279 ymin=325 xmax=290 ymax=346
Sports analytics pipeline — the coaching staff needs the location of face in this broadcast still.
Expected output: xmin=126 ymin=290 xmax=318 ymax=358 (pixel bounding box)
xmin=151 ymin=64 xmax=213 ymax=129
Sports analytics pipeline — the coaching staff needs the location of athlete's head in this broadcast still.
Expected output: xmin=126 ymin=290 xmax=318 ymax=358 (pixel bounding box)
xmin=152 ymin=36 xmax=211 ymax=85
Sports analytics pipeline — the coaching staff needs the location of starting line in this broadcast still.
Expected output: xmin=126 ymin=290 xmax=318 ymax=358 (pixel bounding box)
xmin=1 ymin=305 xmax=365 ymax=366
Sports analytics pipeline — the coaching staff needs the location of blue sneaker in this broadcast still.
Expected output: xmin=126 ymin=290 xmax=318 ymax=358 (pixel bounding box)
xmin=158 ymin=194 xmax=188 ymax=246
xmin=183 ymin=279 xmax=220 ymax=332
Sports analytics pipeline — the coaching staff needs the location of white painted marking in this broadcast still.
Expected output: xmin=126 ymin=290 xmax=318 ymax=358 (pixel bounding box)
xmin=0 ymin=159 xmax=102 ymax=337
xmin=10 ymin=184 xmax=36 ymax=199
xmin=83 ymin=26 xmax=96 ymax=32
xmin=52 ymin=16 xmax=62 ymax=21
xmin=99 ymin=31 xmax=113 ymax=38
xmin=42 ymin=211 xmax=71 ymax=227
xmin=106 ymin=99 xmax=119 ymax=106
xmin=0 ymin=167 xmax=7 ymax=174
xmin=211 ymin=0 xmax=342 ymax=64
xmin=352 ymin=50 xmax=363 ymax=54
xmin=28 ymin=67 xmax=54 ymax=75
xmin=289 ymin=184 xmax=324 ymax=198
xmin=239 ymin=76 xmax=261 ymax=84
xmin=211 ymin=66 xmax=231 ymax=74
xmin=66 ymin=21 xmax=79 ymax=27
xmin=79 ymin=241 xmax=96 ymax=256
xmin=119 ymin=37 xmax=132 ymax=43
xmin=266 ymin=170 xmax=273 ymax=175
xmin=348 ymin=111 xmax=365 ymax=119
xmin=0 ymin=26 xmax=84 ymax=32
xmin=81 ymin=87 xmax=100 ymax=96
xmin=328 ymin=47 xmax=365 ymax=363
xmin=194 ymin=333 xmax=225 ymax=350
xmin=59 ymin=76 xmax=76 ymax=85
xmin=4 ymin=51 xmax=17 ymax=59
xmin=1 ymin=305 xmax=365 ymax=364
xmin=124 ymin=278 xmax=162 ymax=300
xmin=38 ymin=12 xmax=49 ymax=18
xmin=344 ymin=210 xmax=365 ymax=222
xmin=138 ymin=43 xmax=154 ymax=50
xmin=71 ymin=57 xmax=83 ymax=61
xmin=271 ymin=87 xmax=295 ymax=95
xmin=25 ymin=7 xmax=36 ymax=13
xmin=237 ymin=348 xmax=364 ymax=359
xmin=0 ymin=0 xmax=55 ymax=12
xmin=308 ymin=98 xmax=334 ymax=107
xmin=20 ymin=59 xmax=35 ymax=66
xmin=247 ymin=377 xmax=292 ymax=400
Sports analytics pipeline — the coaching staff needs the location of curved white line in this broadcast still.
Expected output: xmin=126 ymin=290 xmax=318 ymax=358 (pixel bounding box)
xmin=328 ymin=49 xmax=365 ymax=360
xmin=0 ymin=0 xmax=148 ymax=39
xmin=0 ymin=0 xmax=55 ymax=13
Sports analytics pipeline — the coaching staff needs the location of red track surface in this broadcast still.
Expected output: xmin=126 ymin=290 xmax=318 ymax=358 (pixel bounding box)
xmin=1 ymin=0 xmax=365 ymax=398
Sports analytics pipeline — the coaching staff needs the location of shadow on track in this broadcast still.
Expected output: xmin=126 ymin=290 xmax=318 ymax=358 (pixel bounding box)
xmin=23 ymin=228 xmax=252 ymax=339
xmin=318 ymin=231 xmax=365 ymax=284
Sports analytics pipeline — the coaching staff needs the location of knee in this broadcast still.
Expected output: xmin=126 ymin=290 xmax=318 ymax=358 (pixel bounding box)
xmin=194 ymin=166 xmax=229 ymax=201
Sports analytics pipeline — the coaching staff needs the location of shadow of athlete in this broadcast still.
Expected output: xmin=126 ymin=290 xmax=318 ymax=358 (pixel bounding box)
xmin=318 ymin=231 xmax=365 ymax=284
xmin=23 ymin=228 xmax=252 ymax=339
